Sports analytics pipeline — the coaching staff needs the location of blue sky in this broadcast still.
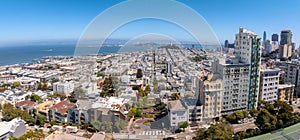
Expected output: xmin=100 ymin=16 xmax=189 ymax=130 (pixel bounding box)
xmin=0 ymin=0 xmax=299 ymax=46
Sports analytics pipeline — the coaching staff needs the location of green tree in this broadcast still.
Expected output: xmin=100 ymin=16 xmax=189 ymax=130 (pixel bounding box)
xmin=91 ymin=121 xmax=102 ymax=132
xmin=155 ymin=101 xmax=166 ymax=112
xmin=145 ymin=85 xmax=151 ymax=95
xmin=36 ymin=114 xmax=46 ymax=126
xmin=113 ymin=121 xmax=126 ymax=133
xmin=128 ymin=107 xmax=137 ymax=118
xmin=12 ymin=81 xmax=21 ymax=88
xmin=68 ymin=92 xmax=77 ymax=103
xmin=234 ymin=111 xmax=245 ymax=120
xmin=255 ymin=109 xmax=277 ymax=131
xmin=179 ymin=121 xmax=188 ymax=129
xmin=29 ymin=94 xmax=43 ymax=103
xmin=195 ymin=122 xmax=233 ymax=140
xmin=139 ymin=88 xmax=147 ymax=97
xmin=136 ymin=69 xmax=143 ymax=78
xmin=100 ymin=76 xmax=115 ymax=97
xmin=250 ymin=109 xmax=259 ymax=117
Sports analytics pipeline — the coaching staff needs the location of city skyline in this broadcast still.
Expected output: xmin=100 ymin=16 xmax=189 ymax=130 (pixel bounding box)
xmin=0 ymin=0 xmax=300 ymax=46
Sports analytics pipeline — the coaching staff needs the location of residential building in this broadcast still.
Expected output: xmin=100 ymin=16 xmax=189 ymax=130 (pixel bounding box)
xmin=53 ymin=82 xmax=74 ymax=97
xmin=168 ymin=98 xmax=203 ymax=130
xmin=280 ymin=60 xmax=300 ymax=95
xmin=278 ymin=84 xmax=295 ymax=103
xmin=36 ymin=100 xmax=55 ymax=117
xmin=218 ymin=62 xmax=250 ymax=115
xmin=259 ymin=68 xmax=280 ymax=103
xmin=199 ymin=73 xmax=223 ymax=122
xmin=168 ymin=100 xmax=188 ymax=130
xmin=235 ymin=27 xmax=262 ymax=110
xmin=48 ymin=100 xmax=75 ymax=123
xmin=0 ymin=118 xmax=26 ymax=140
xmin=68 ymin=98 xmax=127 ymax=125
xmin=15 ymin=100 xmax=37 ymax=114
xmin=182 ymin=98 xmax=203 ymax=129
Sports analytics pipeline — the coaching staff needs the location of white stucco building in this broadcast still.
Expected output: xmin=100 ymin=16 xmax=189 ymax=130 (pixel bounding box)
xmin=0 ymin=118 xmax=27 ymax=140
xmin=259 ymin=68 xmax=280 ymax=103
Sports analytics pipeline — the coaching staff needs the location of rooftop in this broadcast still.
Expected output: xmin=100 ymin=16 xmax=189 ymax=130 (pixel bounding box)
xmin=15 ymin=100 xmax=36 ymax=109
xmin=168 ymin=100 xmax=185 ymax=111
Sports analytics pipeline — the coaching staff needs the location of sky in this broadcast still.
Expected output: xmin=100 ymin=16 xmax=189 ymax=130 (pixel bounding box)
xmin=0 ymin=0 xmax=299 ymax=46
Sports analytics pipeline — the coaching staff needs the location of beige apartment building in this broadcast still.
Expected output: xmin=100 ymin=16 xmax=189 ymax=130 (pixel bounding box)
xmin=199 ymin=73 xmax=223 ymax=122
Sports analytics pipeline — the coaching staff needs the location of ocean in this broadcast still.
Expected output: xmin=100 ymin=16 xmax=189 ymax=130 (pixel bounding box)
xmin=0 ymin=43 xmax=206 ymax=66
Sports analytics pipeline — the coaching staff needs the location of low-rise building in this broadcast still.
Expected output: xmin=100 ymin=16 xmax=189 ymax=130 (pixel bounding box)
xmin=68 ymin=97 xmax=128 ymax=125
xmin=168 ymin=100 xmax=188 ymax=130
xmin=0 ymin=118 xmax=26 ymax=140
xmin=36 ymin=100 xmax=56 ymax=117
xmin=168 ymin=98 xmax=203 ymax=130
xmin=53 ymin=82 xmax=74 ymax=97
xmin=48 ymin=100 xmax=75 ymax=123
xmin=259 ymin=68 xmax=280 ymax=103
xmin=15 ymin=100 xmax=37 ymax=114
xmin=278 ymin=84 xmax=295 ymax=103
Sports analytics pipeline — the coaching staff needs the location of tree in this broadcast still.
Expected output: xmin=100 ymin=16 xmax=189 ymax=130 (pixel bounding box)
xmin=91 ymin=121 xmax=102 ymax=132
xmin=255 ymin=109 xmax=277 ymax=131
xmin=68 ymin=92 xmax=77 ymax=103
xmin=171 ymin=93 xmax=180 ymax=100
xmin=2 ymin=103 xmax=34 ymax=124
xmin=226 ymin=110 xmax=249 ymax=124
xmin=195 ymin=122 xmax=233 ymax=140
xmin=37 ymin=82 xmax=48 ymax=91
xmin=136 ymin=69 xmax=143 ymax=78
xmin=155 ymin=101 xmax=166 ymax=112
xmin=100 ymin=76 xmax=115 ymax=97
xmin=234 ymin=111 xmax=245 ymax=120
xmin=145 ymin=85 xmax=151 ymax=95
xmin=91 ymin=121 xmax=113 ymax=132
xmin=226 ymin=113 xmax=237 ymax=124
xmin=139 ymin=88 xmax=147 ymax=97
xmin=128 ymin=107 xmax=137 ymax=118
xmin=250 ymin=109 xmax=259 ymax=117
xmin=132 ymin=85 xmax=140 ymax=90
xmin=128 ymin=107 xmax=142 ymax=118
xmin=36 ymin=114 xmax=46 ymax=126
xmin=12 ymin=81 xmax=21 ymax=88
xmin=179 ymin=121 xmax=188 ymax=129
xmin=29 ymin=94 xmax=43 ymax=103
xmin=113 ymin=121 xmax=126 ymax=133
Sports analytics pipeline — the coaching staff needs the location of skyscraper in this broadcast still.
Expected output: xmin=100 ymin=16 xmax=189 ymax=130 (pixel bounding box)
xmin=280 ymin=30 xmax=292 ymax=45
xmin=272 ymin=34 xmax=279 ymax=42
xmin=279 ymin=30 xmax=293 ymax=58
xmin=263 ymin=31 xmax=267 ymax=44
xmin=224 ymin=40 xmax=229 ymax=48
xmin=235 ymin=27 xmax=262 ymax=110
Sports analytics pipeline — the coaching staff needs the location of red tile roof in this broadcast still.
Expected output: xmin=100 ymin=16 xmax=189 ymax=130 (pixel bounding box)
xmin=50 ymin=100 xmax=74 ymax=114
xmin=56 ymin=108 xmax=69 ymax=114
xmin=16 ymin=100 xmax=36 ymax=109
xmin=50 ymin=100 xmax=68 ymax=110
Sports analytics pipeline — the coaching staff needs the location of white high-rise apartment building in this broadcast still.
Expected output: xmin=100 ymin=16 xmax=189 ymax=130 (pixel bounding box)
xmin=235 ymin=27 xmax=261 ymax=110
